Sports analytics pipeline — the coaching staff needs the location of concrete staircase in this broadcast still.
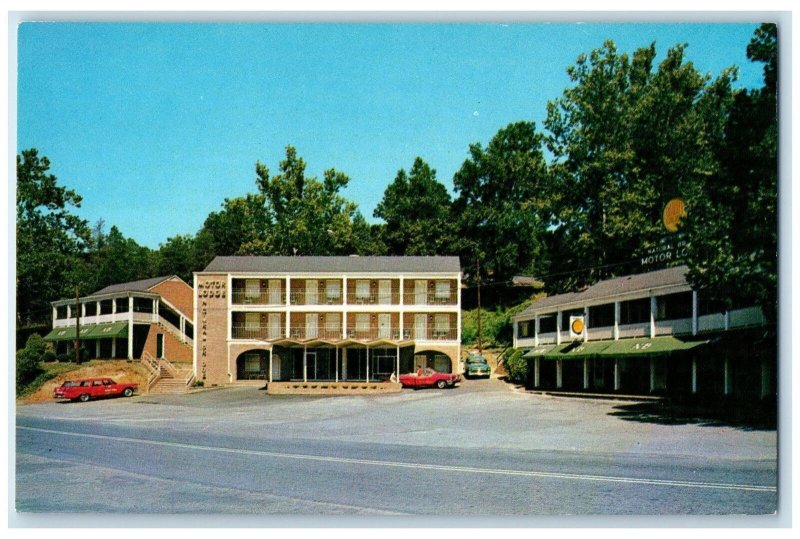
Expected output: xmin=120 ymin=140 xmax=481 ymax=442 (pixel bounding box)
xmin=141 ymin=352 xmax=194 ymax=395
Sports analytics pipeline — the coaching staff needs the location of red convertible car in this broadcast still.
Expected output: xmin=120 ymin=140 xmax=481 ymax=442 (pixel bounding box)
xmin=399 ymin=368 xmax=461 ymax=389
xmin=54 ymin=377 xmax=138 ymax=402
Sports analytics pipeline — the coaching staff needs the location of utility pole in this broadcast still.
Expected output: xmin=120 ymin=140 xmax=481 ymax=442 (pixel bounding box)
xmin=476 ymin=257 xmax=482 ymax=354
xmin=74 ymin=287 xmax=82 ymax=364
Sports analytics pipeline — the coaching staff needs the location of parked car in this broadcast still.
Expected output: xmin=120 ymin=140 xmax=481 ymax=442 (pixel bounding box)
xmin=399 ymin=368 xmax=461 ymax=389
xmin=464 ymin=353 xmax=491 ymax=378
xmin=54 ymin=378 xmax=138 ymax=402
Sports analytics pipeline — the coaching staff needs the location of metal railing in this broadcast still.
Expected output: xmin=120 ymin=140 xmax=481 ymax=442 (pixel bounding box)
xmin=289 ymin=291 xmax=343 ymax=305
xmin=402 ymin=293 xmax=456 ymax=306
xmin=231 ymin=289 xmax=286 ymax=305
xmin=231 ymin=326 xmax=284 ymax=340
xmin=344 ymin=293 xmax=396 ymax=305
xmin=230 ymin=325 xmax=458 ymax=341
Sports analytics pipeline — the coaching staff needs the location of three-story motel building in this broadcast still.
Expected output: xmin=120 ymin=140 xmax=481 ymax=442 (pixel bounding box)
xmin=194 ymin=256 xmax=462 ymax=392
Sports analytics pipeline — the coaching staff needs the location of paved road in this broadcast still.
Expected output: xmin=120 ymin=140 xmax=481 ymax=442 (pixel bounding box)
xmin=15 ymin=378 xmax=777 ymax=517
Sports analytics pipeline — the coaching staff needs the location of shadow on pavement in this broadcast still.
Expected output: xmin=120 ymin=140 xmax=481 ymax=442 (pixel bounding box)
xmin=608 ymin=401 xmax=776 ymax=431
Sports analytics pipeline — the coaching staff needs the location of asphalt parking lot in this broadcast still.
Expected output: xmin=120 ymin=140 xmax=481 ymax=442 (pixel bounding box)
xmin=15 ymin=376 xmax=778 ymax=518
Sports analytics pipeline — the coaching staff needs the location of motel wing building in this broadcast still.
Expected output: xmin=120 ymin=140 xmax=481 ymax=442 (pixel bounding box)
xmin=194 ymin=256 xmax=462 ymax=388
xmin=513 ymin=265 xmax=774 ymax=403
xmin=45 ymin=275 xmax=194 ymax=363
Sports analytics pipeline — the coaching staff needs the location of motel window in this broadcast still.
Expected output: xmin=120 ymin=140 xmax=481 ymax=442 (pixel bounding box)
xmin=435 ymin=280 xmax=451 ymax=301
xmin=133 ymin=298 xmax=154 ymax=313
xmin=84 ymin=303 xmax=97 ymax=316
xmin=355 ymin=280 xmax=371 ymax=300
xmin=434 ymin=314 xmax=450 ymax=337
xmin=245 ymin=312 xmax=261 ymax=330
xmin=588 ymin=303 xmax=615 ymax=328
xmin=355 ymin=313 xmax=370 ymax=331
xmin=56 ymin=306 xmax=68 ymax=319
xmin=517 ymin=320 xmax=533 ymax=338
xmin=325 ymin=312 xmax=340 ymax=334
xmin=656 ymin=292 xmax=693 ymax=321
xmin=100 ymin=300 xmax=113 ymax=315
xmin=115 ymin=298 xmax=129 ymax=313
xmin=619 ymin=298 xmax=651 ymax=325
xmin=538 ymin=315 xmax=557 ymax=334
xmin=325 ymin=280 xmax=341 ymax=301
xmin=245 ymin=279 xmax=260 ymax=299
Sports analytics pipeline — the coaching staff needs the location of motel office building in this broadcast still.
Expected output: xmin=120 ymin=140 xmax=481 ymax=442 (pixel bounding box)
xmin=513 ymin=266 xmax=775 ymax=405
xmin=194 ymin=256 xmax=462 ymax=387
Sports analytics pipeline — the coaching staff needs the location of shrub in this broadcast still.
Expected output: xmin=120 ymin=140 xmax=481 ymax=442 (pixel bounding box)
xmin=41 ymin=350 xmax=57 ymax=363
xmin=191 ymin=380 xmax=204 ymax=388
xmin=504 ymin=349 xmax=529 ymax=385
xmin=56 ymin=352 xmax=71 ymax=363
xmin=16 ymin=349 xmax=43 ymax=394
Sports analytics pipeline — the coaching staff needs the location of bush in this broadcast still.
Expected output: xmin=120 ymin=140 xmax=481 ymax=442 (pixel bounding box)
xmin=191 ymin=380 xmax=204 ymax=388
xmin=56 ymin=352 xmax=72 ymax=363
xmin=16 ymin=350 xmax=43 ymax=394
xmin=41 ymin=350 xmax=57 ymax=363
xmin=504 ymin=349 xmax=529 ymax=385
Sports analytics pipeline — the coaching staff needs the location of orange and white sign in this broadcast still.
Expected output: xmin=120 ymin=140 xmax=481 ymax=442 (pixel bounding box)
xmin=569 ymin=316 xmax=585 ymax=339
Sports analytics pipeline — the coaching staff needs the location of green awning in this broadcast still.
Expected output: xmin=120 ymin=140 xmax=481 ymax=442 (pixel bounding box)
xmin=43 ymin=322 xmax=128 ymax=342
xmin=542 ymin=340 xmax=614 ymax=360
xmin=85 ymin=321 xmax=129 ymax=339
xmin=523 ymin=345 xmax=556 ymax=358
xmin=598 ymin=336 xmax=707 ymax=357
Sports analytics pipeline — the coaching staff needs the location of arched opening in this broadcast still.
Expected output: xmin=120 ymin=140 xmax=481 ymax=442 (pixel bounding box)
xmin=409 ymin=349 xmax=456 ymax=374
xmin=235 ymin=349 xmax=269 ymax=380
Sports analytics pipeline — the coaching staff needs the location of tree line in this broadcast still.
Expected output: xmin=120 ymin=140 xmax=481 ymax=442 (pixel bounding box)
xmin=16 ymin=24 xmax=777 ymax=330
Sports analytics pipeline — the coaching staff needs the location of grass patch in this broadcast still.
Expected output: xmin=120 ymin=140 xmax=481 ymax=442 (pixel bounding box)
xmin=17 ymin=361 xmax=83 ymax=398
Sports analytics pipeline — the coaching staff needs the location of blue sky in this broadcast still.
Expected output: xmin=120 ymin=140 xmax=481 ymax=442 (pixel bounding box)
xmin=17 ymin=22 xmax=765 ymax=249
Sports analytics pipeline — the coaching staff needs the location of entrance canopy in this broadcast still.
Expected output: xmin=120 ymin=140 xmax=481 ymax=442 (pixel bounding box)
xmin=542 ymin=341 xmax=613 ymax=360
xmin=44 ymin=322 xmax=128 ymax=342
xmin=523 ymin=345 xmax=556 ymax=358
xmin=598 ymin=336 xmax=707 ymax=357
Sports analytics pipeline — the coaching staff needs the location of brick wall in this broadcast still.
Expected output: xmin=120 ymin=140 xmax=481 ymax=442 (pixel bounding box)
xmin=151 ymin=277 xmax=194 ymax=319
xmin=196 ymin=274 xmax=230 ymax=385
xmin=141 ymin=323 xmax=193 ymax=363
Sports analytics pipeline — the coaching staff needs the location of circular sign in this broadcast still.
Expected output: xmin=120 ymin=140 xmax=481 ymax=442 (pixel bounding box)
xmin=571 ymin=318 xmax=585 ymax=335
xmin=663 ymin=198 xmax=687 ymax=233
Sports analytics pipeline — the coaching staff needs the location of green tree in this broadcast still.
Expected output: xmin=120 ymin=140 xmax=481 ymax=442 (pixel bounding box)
xmin=256 ymin=146 xmax=376 ymax=256
xmin=194 ymin=192 xmax=271 ymax=264
xmin=682 ymin=23 xmax=778 ymax=322
xmin=156 ymin=234 xmax=200 ymax=283
xmin=16 ymin=149 xmax=90 ymax=326
xmin=374 ymin=157 xmax=454 ymax=255
xmin=544 ymin=41 xmax=736 ymax=290
xmin=452 ymin=122 xmax=552 ymax=284
xmin=89 ymin=225 xmax=156 ymax=291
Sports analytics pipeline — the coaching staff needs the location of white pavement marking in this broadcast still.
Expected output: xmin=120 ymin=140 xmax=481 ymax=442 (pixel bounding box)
xmin=18 ymin=425 xmax=776 ymax=493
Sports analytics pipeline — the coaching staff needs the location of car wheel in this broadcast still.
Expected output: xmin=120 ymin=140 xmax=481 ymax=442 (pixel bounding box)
xmin=446 ymin=380 xmax=455 ymax=388
xmin=123 ymin=388 xmax=133 ymax=397
xmin=79 ymin=394 xmax=90 ymax=403
xmin=436 ymin=380 xmax=447 ymax=389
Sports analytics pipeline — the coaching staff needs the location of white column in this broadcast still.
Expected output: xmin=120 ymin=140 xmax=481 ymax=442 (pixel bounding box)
xmin=342 ymin=348 xmax=348 ymax=381
xmin=396 ymin=345 xmax=400 ymax=380
xmin=366 ymin=347 xmax=370 ymax=383
xmin=303 ymin=345 xmax=307 ymax=382
xmin=96 ymin=301 xmax=100 ymax=323
xmin=650 ymin=296 xmax=657 ymax=338
xmin=335 ymin=347 xmax=339 ymax=383
xmin=128 ymin=297 xmax=134 ymax=359
xmin=691 ymin=291 xmax=698 ymax=336
xmin=111 ymin=337 xmax=117 ymax=358
xmin=649 ymin=358 xmax=655 ymax=393
xmin=285 ymin=277 xmax=291 ymax=306
xmin=534 ymin=316 xmax=540 ymax=347
xmin=556 ymin=360 xmax=563 ymax=389
xmin=691 ymin=358 xmax=697 ymax=394
xmin=723 ymin=357 xmax=731 ymax=396
xmin=269 ymin=349 xmax=273 ymax=383
xmin=154 ymin=299 xmax=160 ymax=323
xmin=534 ymin=358 xmax=540 ymax=387
xmin=613 ymin=302 xmax=620 ymax=340
xmin=760 ymin=358 xmax=770 ymax=399
xmin=95 ymin=339 xmax=100 ymax=358
xmin=66 ymin=305 xmax=71 ymax=319
xmin=614 ymin=359 xmax=621 ymax=391
xmin=724 ymin=310 xmax=730 ymax=331
xmin=52 ymin=305 xmax=57 ymax=322
xmin=556 ymin=310 xmax=562 ymax=345
xmin=583 ymin=358 xmax=590 ymax=389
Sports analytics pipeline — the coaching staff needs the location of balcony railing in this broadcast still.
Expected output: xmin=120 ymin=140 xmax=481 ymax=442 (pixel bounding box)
xmin=289 ymin=291 xmax=343 ymax=306
xmin=231 ymin=289 xmax=285 ymax=305
xmin=231 ymin=326 xmax=283 ymax=340
xmin=402 ymin=293 xmax=456 ymax=306
xmin=345 ymin=293 xmax=396 ymax=305
xmin=289 ymin=326 xmax=344 ymax=340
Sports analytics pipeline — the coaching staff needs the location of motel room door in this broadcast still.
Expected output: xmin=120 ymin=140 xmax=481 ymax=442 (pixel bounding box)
xmin=378 ymin=279 xmax=392 ymax=305
xmin=378 ymin=313 xmax=392 ymax=339
xmin=268 ymin=279 xmax=282 ymax=305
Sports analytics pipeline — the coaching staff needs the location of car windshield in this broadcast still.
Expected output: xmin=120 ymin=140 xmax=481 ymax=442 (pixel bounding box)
xmin=467 ymin=356 xmax=487 ymax=364
xmin=62 ymin=381 xmax=78 ymax=387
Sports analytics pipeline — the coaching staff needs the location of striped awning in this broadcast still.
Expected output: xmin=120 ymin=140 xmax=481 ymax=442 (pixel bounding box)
xmin=44 ymin=322 xmax=128 ymax=342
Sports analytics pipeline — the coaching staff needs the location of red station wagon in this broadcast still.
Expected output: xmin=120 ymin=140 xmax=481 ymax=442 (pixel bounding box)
xmin=399 ymin=368 xmax=461 ymax=389
xmin=54 ymin=377 xmax=138 ymax=402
